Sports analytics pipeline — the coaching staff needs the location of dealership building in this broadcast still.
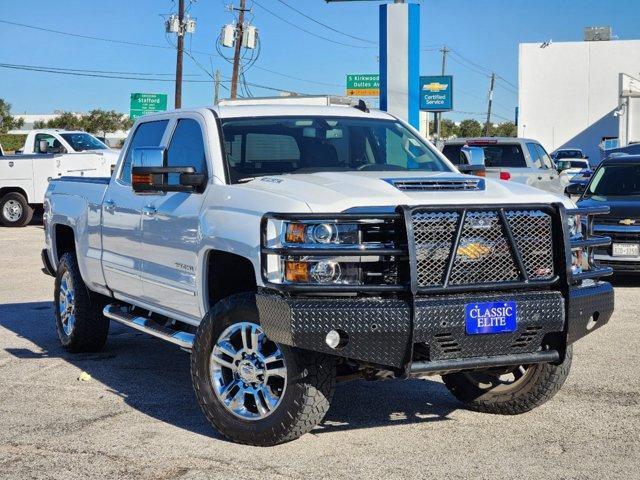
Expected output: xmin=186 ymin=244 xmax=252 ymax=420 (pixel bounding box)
xmin=518 ymin=32 xmax=640 ymax=163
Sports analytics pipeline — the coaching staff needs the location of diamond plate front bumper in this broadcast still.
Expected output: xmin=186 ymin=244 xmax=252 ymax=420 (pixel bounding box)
xmin=256 ymin=281 xmax=614 ymax=371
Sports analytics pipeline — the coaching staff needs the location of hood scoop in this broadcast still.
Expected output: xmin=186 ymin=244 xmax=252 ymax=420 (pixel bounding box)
xmin=384 ymin=177 xmax=485 ymax=192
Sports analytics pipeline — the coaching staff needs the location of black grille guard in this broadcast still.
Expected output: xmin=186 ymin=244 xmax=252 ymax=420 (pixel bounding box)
xmin=260 ymin=203 xmax=612 ymax=294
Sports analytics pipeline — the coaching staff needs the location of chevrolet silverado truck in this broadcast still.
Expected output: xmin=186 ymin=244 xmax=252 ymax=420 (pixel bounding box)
xmin=1 ymin=130 xmax=118 ymax=227
xmin=42 ymin=99 xmax=614 ymax=446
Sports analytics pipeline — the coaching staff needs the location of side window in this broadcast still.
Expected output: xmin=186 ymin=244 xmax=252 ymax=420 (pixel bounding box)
xmin=166 ymin=118 xmax=208 ymax=185
xmin=34 ymin=133 xmax=56 ymax=153
xmin=120 ymin=120 xmax=168 ymax=184
xmin=535 ymin=144 xmax=553 ymax=170
xmin=526 ymin=143 xmax=543 ymax=169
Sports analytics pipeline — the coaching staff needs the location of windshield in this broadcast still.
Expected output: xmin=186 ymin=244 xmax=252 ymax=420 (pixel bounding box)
xmin=220 ymin=116 xmax=451 ymax=183
xmin=556 ymin=150 xmax=582 ymax=159
xmin=587 ymin=164 xmax=640 ymax=198
xmin=60 ymin=133 xmax=108 ymax=151
xmin=558 ymin=160 xmax=587 ymax=171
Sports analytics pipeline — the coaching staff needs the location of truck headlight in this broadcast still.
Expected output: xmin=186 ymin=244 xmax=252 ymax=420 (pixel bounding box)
xmin=284 ymin=258 xmax=361 ymax=284
xmin=284 ymin=222 xmax=359 ymax=245
xmin=264 ymin=216 xmax=401 ymax=287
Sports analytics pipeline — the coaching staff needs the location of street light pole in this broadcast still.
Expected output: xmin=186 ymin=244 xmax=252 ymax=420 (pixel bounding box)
xmin=174 ymin=0 xmax=185 ymax=109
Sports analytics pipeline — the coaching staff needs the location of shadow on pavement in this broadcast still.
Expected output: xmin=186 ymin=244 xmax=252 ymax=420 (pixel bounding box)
xmin=0 ymin=301 xmax=458 ymax=440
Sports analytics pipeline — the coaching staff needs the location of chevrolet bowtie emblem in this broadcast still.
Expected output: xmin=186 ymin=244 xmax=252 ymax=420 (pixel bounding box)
xmin=457 ymin=242 xmax=492 ymax=261
xmin=619 ymin=219 xmax=636 ymax=226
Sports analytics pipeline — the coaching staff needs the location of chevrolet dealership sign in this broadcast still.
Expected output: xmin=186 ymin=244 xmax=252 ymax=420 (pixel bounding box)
xmin=419 ymin=75 xmax=453 ymax=111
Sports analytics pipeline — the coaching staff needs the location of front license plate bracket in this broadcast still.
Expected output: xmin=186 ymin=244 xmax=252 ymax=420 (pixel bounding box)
xmin=465 ymin=301 xmax=517 ymax=335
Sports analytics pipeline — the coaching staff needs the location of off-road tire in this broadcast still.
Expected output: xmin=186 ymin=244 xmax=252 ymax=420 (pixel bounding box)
xmin=191 ymin=293 xmax=336 ymax=446
xmin=0 ymin=192 xmax=33 ymax=227
xmin=442 ymin=346 xmax=573 ymax=415
xmin=54 ymin=252 xmax=110 ymax=352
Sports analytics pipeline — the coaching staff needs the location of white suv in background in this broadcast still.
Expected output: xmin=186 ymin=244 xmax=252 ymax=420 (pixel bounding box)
xmin=442 ymin=137 xmax=564 ymax=195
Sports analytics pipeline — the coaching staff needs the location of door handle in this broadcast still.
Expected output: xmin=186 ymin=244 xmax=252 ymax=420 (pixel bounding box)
xmin=104 ymin=200 xmax=116 ymax=212
xmin=142 ymin=206 xmax=157 ymax=217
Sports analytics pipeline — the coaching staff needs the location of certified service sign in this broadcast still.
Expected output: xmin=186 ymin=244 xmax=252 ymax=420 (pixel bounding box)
xmin=419 ymin=75 xmax=453 ymax=112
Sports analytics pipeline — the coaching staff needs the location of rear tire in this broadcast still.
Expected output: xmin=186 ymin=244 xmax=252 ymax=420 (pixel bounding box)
xmin=0 ymin=192 xmax=33 ymax=227
xmin=54 ymin=252 xmax=110 ymax=352
xmin=442 ymin=346 xmax=572 ymax=415
xmin=191 ymin=293 xmax=336 ymax=446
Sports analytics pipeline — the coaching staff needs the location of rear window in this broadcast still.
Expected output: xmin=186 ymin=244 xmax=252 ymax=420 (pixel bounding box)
xmin=443 ymin=143 xmax=526 ymax=168
xmin=480 ymin=144 xmax=527 ymax=168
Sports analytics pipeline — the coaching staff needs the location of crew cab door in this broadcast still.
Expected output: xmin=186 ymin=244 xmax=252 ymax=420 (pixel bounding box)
xmin=139 ymin=116 xmax=209 ymax=319
xmin=101 ymin=119 xmax=169 ymax=299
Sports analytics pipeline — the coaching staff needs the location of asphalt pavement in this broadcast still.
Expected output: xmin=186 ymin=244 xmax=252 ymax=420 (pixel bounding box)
xmin=0 ymin=225 xmax=638 ymax=479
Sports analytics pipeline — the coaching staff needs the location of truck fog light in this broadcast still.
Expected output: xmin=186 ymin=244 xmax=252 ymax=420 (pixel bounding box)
xmin=310 ymin=260 xmax=341 ymax=283
xmin=310 ymin=223 xmax=337 ymax=244
xmin=325 ymin=329 xmax=348 ymax=349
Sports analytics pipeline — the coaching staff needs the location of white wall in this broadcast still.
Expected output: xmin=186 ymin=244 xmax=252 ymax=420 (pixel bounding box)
xmin=518 ymin=39 xmax=640 ymax=163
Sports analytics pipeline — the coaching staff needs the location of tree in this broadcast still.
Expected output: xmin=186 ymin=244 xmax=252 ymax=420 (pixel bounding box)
xmin=0 ymin=98 xmax=24 ymax=133
xmin=458 ymin=119 xmax=483 ymax=138
xmin=82 ymin=109 xmax=127 ymax=137
xmin=45 ymin=112 xmax=84 ymax=130
xmin=427 ymin=118 xmax=460 ymax=139
xmin=493 ymin=121 xmax=517 ymax=137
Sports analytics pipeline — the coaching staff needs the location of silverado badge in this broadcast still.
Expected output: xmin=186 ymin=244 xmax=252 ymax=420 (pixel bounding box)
xmin=619 ymin=219 xmax=636 ymax=226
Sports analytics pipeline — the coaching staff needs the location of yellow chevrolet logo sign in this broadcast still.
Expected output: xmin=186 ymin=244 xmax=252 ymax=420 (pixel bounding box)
xmin=457 ymin=243 xmax=492 ymax=261
xmin=422 ymin=82 xmax=448 ymax=92
xmin=619 ymin=219 xmax=636 ymax=226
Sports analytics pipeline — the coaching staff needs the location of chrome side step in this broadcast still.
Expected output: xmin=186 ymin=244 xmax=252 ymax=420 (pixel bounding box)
xmin=103 ymin=304 xmax=194 ymax=351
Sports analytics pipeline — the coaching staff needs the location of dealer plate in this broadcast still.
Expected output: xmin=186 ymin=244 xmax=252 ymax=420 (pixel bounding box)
xmin=465 ymin=301 xmax=517 ymax=335
xmin=612 ymin=243 xmax=639 ymax=257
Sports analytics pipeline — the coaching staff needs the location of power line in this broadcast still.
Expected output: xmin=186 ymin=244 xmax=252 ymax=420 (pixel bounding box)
xmin=0 ymin=17 xmax=341 ymax=89
xmin=275 ymin=0 xmax=376 ymax=45
xmin=0 ymin=19 xmax=174 ymax=51
xmin=252 ymin=0 xmax=375 ymax=49
xmin=0 ymin=62 xmax=316 ymax=95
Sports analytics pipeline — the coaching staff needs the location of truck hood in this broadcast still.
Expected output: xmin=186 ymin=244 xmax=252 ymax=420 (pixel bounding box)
xmin=240 ymin=171 xmax=575 ymax=212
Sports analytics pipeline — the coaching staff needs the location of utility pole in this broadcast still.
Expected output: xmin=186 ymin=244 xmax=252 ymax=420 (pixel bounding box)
xmin=435 ymin=45 xmax=449 ymax=139
xmin=174 ymin=0 xmax=185 ymax=109
xmin=214 ymin=69 xmax=221 ymax=105
xmin=230 ymin=0 xmax=247 ymax=99
xmin=484 ymin=72 xmax=496 ymax=136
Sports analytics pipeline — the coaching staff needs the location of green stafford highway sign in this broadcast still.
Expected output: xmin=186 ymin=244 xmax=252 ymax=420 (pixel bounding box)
xmin=130 ymin=93 xmax=168 ymax=119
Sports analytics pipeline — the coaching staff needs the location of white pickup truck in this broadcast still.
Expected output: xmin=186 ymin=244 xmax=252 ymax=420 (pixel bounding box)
xmin=0 ymin=129 xmax=118 ymax=226
xmin=42 ymin=99 xmax=614 ymax=446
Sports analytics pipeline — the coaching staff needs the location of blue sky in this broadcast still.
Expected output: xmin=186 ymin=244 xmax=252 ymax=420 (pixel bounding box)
xmin=0 ymin=0 xmax=638 ymax=122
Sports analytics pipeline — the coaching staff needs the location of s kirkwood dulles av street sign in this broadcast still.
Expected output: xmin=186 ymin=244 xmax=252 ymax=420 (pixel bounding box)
xmin=130 ymin=93 xmax=168 ymax=119
xmin=346 ymin=74 xmax=380 ymax=97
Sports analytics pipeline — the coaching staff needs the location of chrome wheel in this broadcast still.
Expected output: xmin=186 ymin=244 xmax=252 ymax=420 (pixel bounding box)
xmin=2 ymin=199 xmax=23 ymax=222
xmin=58 ymin=271 xmax=76 ymax=336
xmin=210 ymin=322 xmax=287 ymax=421
xmin=463 ymin=365 xmax=533 ymax=393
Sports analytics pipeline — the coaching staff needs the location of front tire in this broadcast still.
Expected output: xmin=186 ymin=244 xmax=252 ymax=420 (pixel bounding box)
xmin=0 ymin=192 xmax=33 ymax=227
xmin=442 ymin=346 xmax=573 ymax=415
xmin=54 ymin=252 xmax=110 ymax=352
xmin=191 ymin=293 xmax=336 ymax=446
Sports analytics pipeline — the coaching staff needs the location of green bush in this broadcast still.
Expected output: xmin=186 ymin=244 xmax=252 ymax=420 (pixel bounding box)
xmin=0 ymin=134 xmax=27 ymax=153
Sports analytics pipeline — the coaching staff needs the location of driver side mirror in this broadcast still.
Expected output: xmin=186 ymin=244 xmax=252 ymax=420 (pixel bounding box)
xmin=565 ymin=183 xmax=586 ymax=196
xmin=131 ymin=147 xmax=207 ymax=193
